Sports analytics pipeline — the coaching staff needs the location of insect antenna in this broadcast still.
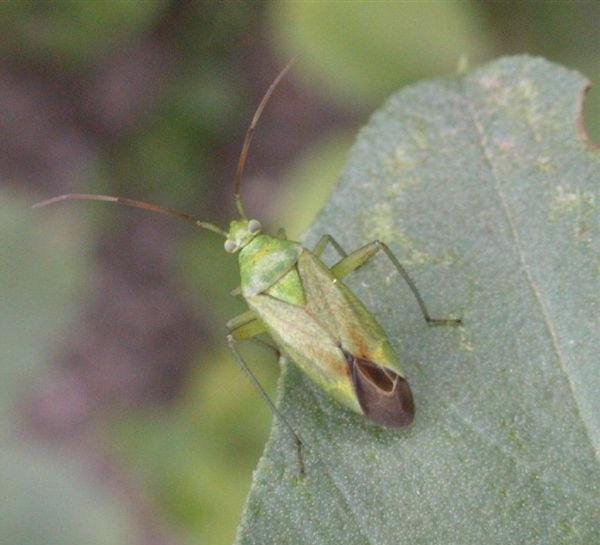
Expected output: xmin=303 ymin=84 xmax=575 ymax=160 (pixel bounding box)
xmin=233 ymin=58 xmax=296 ymax=219
xmin=32 ymin=193 xmax=227 ymax=237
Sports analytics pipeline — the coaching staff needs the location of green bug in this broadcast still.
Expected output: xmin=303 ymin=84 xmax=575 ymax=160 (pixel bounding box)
xmin=34 ymin=61 xmax=460 ymax=458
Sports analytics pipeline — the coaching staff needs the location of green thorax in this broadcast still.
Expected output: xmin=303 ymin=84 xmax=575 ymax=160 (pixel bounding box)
xmin=239 ymin=235 xmax=304 ymax=301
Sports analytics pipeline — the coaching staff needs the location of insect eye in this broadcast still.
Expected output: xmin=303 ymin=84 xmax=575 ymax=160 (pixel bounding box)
xmin=248 ymin=220 xmax=261 ymax=234
xmin=224 ymin=239 xmax=238 ymax=253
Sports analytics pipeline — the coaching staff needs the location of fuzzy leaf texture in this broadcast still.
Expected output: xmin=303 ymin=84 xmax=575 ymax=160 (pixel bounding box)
xmin=235 ymin=56 xmax=600 ymax=545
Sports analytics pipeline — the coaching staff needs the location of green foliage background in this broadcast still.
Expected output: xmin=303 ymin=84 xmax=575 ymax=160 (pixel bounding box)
xmin=1 ymin=3 xmax=599 ymax=545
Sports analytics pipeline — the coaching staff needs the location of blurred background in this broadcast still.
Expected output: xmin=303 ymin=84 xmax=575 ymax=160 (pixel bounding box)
xmin=2 ymin=2 xmax=600 ymax=545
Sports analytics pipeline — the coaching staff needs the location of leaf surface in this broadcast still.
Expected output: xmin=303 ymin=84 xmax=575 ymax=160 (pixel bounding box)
xmin=235 ymin=56 xmax=600 ymax=545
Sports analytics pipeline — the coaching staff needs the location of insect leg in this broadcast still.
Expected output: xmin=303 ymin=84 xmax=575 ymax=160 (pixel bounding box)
xmin=312 ymin=234 xmax=348 ymax=259
xmin=331 ymin=240 xmax=462 ymax=326
xmin=228 ymin=316 xmax=279 ymax=353
xmin=229 ymin=286 xmax=243 ymax=298
xmin=226 ymin=309 xmax=258 ymax=331
xmin=226 ymin=324 xmax=305 ymax=476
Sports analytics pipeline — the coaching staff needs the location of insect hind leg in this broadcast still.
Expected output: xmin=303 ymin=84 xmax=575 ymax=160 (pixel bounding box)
xmin=312 ymin=234 xmax=348 ymax=259
xmin=331 ymin=240 xmax=462 ymax=326
xmin=226 ymin=325 xmax=305 ymax=476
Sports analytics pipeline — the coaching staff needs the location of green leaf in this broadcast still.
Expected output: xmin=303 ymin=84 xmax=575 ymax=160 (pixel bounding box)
xmin=236 ymin=57 xmax=600 ymax=544
xmin=269 ymin=1 xmax=495 ymax=106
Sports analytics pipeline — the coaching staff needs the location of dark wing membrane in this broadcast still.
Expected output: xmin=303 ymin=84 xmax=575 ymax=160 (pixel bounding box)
xmin=344 ymin=350 xmax=415 ymax=428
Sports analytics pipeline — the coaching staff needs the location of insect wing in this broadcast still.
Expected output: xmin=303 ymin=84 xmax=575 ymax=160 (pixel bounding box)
xmin=344 ymin=351 xmax=414 ymax=427
xmin=246 ymin=249 xmax=410 ymax=421
xmin=298 ymin=251 xmax=402 ymax=376
xmin=245 ymin=293 xmax=359 ymax=412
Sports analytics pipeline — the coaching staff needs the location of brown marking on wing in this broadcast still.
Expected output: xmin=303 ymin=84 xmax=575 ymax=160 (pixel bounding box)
xmin=343 ymin=349 xmax=414 ymax=428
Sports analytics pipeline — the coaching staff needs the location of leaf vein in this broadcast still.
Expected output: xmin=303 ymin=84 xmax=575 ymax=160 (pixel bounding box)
xmin=458 ymin=79 xmax=599 ymax=464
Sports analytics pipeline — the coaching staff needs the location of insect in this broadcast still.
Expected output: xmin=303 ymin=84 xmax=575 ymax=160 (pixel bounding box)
xmin=34 ymin=61 xmax=460 ymax=465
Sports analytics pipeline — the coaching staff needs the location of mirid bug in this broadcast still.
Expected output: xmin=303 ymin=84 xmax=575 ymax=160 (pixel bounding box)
xmin=34 ymin=61 xmax=461 ymax=466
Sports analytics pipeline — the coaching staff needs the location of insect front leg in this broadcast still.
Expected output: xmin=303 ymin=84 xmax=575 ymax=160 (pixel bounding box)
xmin=226 ymin=309 xmax=260 ymax=331
xmin=228 ymin=315 xmax=279 ymax=353
xmin=229 ymin=286 xmax=243 ymax=298
xmin=330 ymin=240 xmax=462 ymax=326
xmin=312 ymin=234 xmax=348 ymax=259
xmin=226 ymin=317 xmax=305 ymax=476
